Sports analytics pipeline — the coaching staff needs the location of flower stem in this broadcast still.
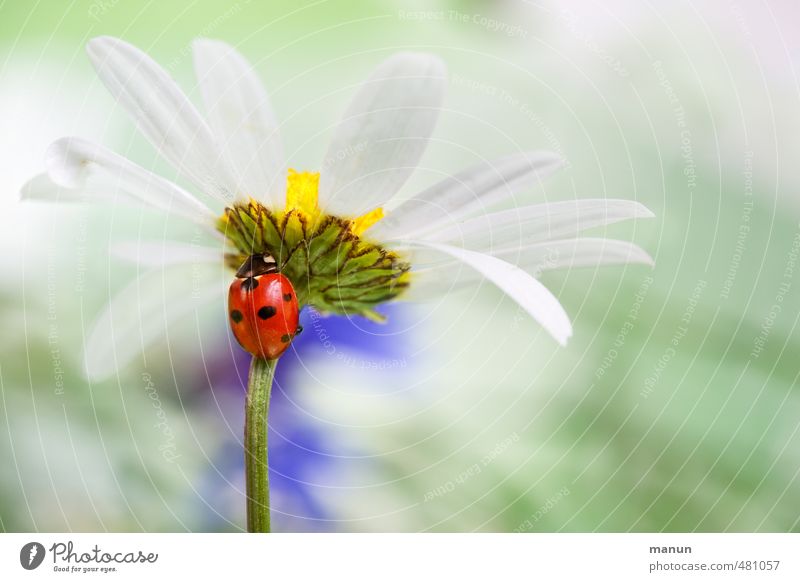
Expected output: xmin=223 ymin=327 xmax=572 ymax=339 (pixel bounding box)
xmin=245 ymin=356 xmax=277 ymax=533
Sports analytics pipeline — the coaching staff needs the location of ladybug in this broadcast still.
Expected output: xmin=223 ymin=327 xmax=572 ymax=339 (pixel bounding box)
xmin=228 ymin=253 xmax=301 ymax=360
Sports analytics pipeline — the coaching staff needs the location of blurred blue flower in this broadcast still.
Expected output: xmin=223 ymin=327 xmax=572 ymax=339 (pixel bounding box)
xmin=197 ymin=304 xmax=410 ymax=531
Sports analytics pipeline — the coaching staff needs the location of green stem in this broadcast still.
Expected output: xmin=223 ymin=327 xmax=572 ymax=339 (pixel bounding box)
xmin=245 ymin=356 xmax=277 ymax=533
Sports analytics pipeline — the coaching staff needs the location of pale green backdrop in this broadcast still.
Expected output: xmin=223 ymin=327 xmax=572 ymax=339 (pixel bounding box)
xmin=1 ymin=0 xmax=799 ymax=531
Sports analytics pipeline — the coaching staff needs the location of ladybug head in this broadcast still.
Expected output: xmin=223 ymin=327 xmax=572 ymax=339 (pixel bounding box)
xmin=236 ymin=253 xmax=278 ymax=278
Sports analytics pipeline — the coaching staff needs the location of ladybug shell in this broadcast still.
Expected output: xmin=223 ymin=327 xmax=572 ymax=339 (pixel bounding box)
xmin=228 ymin=273 xmax=299 ymax=360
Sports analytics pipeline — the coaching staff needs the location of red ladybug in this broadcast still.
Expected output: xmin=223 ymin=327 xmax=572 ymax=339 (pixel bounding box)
xmin=228 ymin=254 xmax=301 ymax=360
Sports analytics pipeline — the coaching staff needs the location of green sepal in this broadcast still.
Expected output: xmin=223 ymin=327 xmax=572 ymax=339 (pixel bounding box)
xmin=218 ymin=201 xmax=410 ymax=320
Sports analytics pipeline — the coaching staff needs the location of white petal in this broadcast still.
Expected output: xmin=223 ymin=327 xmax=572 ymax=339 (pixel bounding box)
xmin=369 ymin=151 xmax=563 ymax=240
xmin=83 ymin=265 xmax=223 ymax=381
xmin=405 ymin=241 xmax=572 ymax=345
xmin=318 ymin=52 xmax=446 ymax=216
xmin=410 ymin=237 xmax=654 ymax=292
xmin=21 ymin=173 xmax=118 ymax=204
xmin=495 ymin=238 xmax=655 ymax=271
xmin=192 ymin=39 xmax=285 ymax=205
xmin=86 ymin=36 xmax=236 ymax=203
xmin=40 ymin=137 xmax=216 ymax=225
xmin=111 ymin=240 xmax=224 ymax=266
xmin=423 ymin=199 xmax=654 ymax=250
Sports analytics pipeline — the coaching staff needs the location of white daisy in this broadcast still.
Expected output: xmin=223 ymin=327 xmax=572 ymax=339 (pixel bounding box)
xmin=21 ymin=37 xmax=653 ymax=380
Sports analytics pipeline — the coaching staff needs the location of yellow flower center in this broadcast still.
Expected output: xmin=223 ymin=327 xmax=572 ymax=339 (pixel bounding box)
xmin=217 ymin=169 xmax=408 ymax=321
xmin=282 ymin=169 xmax=384 ymax=236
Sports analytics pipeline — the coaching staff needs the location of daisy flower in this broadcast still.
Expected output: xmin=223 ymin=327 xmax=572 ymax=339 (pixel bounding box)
xmin=21 ymin=37 xmax=653 ymax=531
xmin=23 ymin=37 xmax=653 ymax=374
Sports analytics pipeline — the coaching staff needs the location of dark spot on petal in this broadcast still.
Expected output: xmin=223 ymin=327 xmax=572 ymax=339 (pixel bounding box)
xmin=230 ymin=310 xmax=243 ymax=323
xmin=283 ymin=293 xmax=292 ymax=302
xmin=258 ymin=306 xmax=276 ymax=320
xmin=241 ymin=277 xmax=259 ymax=291
xmin=280 ymin=334 xmax=291 ymax=343
xmin=295 ymin=325 xmax=303 ymax=335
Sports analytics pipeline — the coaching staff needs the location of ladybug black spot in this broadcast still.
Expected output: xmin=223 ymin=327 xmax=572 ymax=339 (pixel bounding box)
xmin=241 ymin=277 xmax=259 ymax=291
xmin=230 ymin=310 xmax=244 ymax=323
xmin=283 ymin=293 xmax=292 ymax=302
xmin=280 ymin=334 xmax=291 ymax=343
xmin=258 ymin=306 xmax=276 ymax=320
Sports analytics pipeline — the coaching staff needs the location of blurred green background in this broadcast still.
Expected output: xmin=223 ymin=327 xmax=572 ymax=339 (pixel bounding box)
xmin=1 ymin=0 xmax=799 ymax=531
